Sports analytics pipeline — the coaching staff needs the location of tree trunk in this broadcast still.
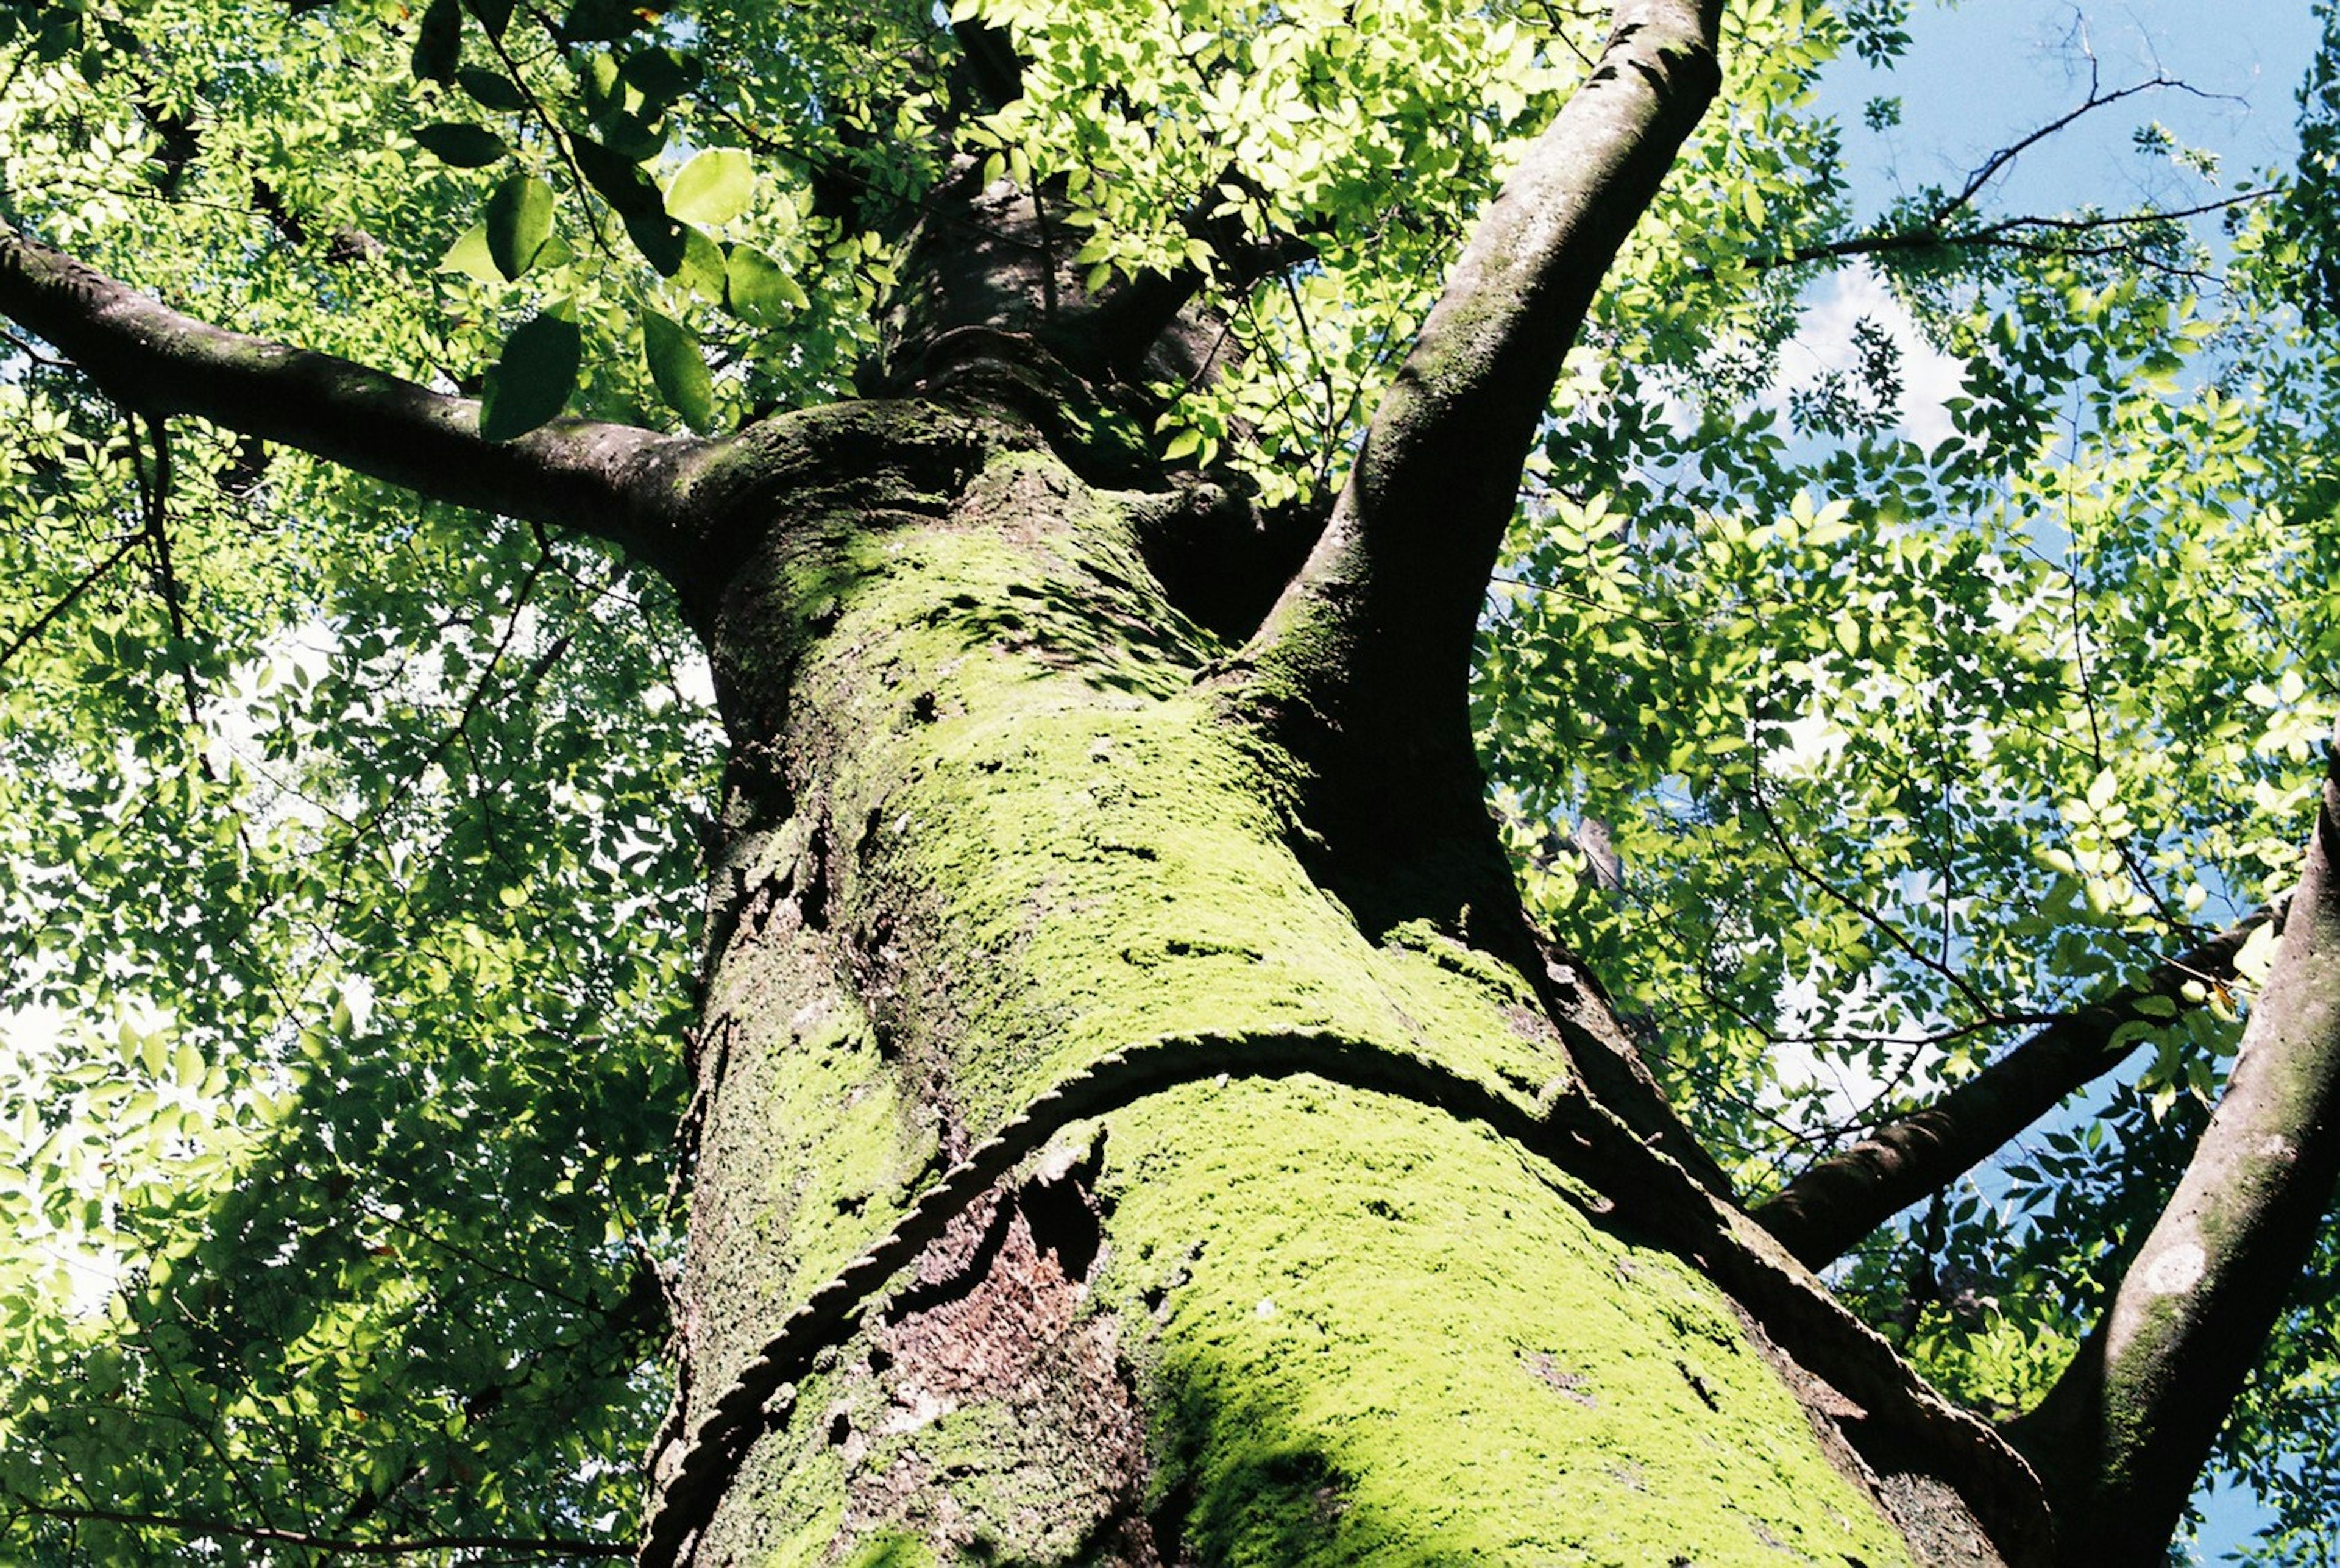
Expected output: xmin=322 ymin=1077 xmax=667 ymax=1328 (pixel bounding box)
xmin=630 ymin=380 xmax=2035 ymax=1566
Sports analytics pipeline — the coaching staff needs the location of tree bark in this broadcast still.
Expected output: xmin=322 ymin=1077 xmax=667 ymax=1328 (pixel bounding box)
xmin=0 ymin=226 xmax=696 ymax=575
xmin=1244 ymin=0 xmax=1722 ymax=829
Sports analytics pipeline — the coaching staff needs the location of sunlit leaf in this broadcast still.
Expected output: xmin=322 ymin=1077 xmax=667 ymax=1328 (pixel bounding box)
xmin=437 ymin=221 xmax=503 ymax=284
xmin=641 ymin=307 xmax=714 ymax=432
xmin=484 ymin=174 xmax=555 ymax=282
xmin=665 ymin=149 xmax=753 ymax=228
xmin=723 ymin=244 xmax=805 ymax=325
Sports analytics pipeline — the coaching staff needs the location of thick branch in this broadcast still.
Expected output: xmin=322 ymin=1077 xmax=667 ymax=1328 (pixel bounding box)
xmin=1757 ymin=906 xmax=2282 ymax=1269
xmin=2006 ymin=728 xmax=2340 ymax=1562
xmin=1238 ymin=0 xmax=1721 ymax=796
xmin=0 ymin=226 xmax=700 ymax=576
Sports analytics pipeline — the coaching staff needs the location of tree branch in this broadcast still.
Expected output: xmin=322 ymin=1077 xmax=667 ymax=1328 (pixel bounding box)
xmin=1716 ymin=190 xmax=2274 ymax=281
xmin=1236 ymin=0 xmax=1722 ymax=810
xmin=1755 ymin=905 xmax=2282 ymax=1269
xmin=0 ymin=225 xmax=703 ymax=580
xmin=0 ymin=528 xmax=144 ymax=674
xmin=1072 ymin=173 xmax=1320 ymax=388
xmin=2005 ymin=726 xmax=2340 ymax=1560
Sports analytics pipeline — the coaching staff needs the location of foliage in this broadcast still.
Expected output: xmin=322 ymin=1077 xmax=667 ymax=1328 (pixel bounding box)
xmin=0 ymin=0 xmax=2333 ymax=1557
xmin=1473 ymin=7 xmax=2340 ymax=1552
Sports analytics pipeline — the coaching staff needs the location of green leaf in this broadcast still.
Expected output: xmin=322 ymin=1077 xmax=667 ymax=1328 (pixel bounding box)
xmin=620 ymin=46 xmax=700 ymax=110
xmin=580 ymin=50 xmax=623 ymax=118
xmin=484 ymin=174 xmax=555 ymax=282
xmin=30 ymin=10 xmax=79 ymax=65
xmin=665 ymin=149 xmax=753 ymax=227
xmin=456 ymin=67 xmax=528 ymax=111
xmin=410 ymin=0 xmax=462 ymax=85
xmin=478 ymin=312 xmax=581 ymax=442
xmin=723 ymin=244 xmax=805 ymax=325
xmin=594 ymin=108 xmax=667 ymax=163
xmin=624 ymin=211 xmax=687 ymax=277
xmin=677 ymin=226 xmax=726 ymax=302
xmin=437 ymin=222 xmax=504 ymax=285
xmin=641 ymin=308 xmax=715 ymax=433
xmin=573 ymin=136 xmax=685 ymax=272
xmin=413 ymin=124 xmax=509 ymax=168
xmin=571 ymin=135 xmax=661 ymax=216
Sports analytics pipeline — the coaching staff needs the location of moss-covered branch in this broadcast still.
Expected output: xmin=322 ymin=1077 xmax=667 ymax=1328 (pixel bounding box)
xmin=0 ymin=225 xmax=699 ymax=573
xmin=1757 ymin=906 xmax=2282 ymax=1269
xmin=2006 ymin=729 xmax=2340 ymax=1562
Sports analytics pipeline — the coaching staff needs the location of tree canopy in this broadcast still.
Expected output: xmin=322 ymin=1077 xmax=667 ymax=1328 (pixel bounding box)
xmin=2 ymin=0 xmax=2339 ymax=1559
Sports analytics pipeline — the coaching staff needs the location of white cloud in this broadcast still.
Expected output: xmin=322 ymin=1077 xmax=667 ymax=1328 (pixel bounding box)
xmin=1774 ymin=264 xmax=1966 ymax=447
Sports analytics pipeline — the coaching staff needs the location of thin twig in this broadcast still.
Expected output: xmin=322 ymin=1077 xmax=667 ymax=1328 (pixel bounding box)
xmin=1745 ymin=779 xmax=2007 ymax=1023
xmin=0 ymin=530 xmax=145 ymax=676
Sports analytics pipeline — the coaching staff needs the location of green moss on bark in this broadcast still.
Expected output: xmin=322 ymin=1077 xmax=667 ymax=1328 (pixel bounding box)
xmin=1099 ymin=1079 xmax=1909 ymax=1566
xmin=676 ymin=429 xmax=1917 ymax=1563
xmin=704 ymin=1079 xmax=1911 ymax=1565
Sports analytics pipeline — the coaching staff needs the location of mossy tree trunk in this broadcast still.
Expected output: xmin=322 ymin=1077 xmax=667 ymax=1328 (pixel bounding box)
xmin=617 ymin=6 xmax=2051 ymax=1552
xmin=634 ymin=385 xmax=2025 ymax=1566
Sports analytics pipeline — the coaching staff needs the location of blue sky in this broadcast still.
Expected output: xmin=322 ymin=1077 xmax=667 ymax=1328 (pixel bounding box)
xmin=1840 ymin=1 xmax=2317 ymax=216
xmin=1806 ymin=5 xmax=2326 ymax=1558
